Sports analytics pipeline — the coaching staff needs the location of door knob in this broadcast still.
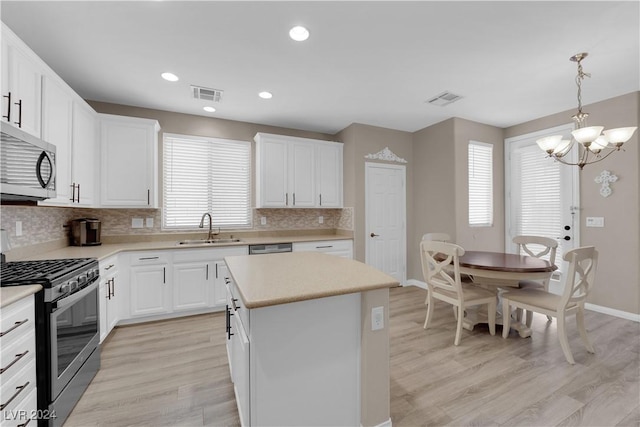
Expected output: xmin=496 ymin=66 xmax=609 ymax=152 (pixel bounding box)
xmin=370 ymin=232 xmax=379 ymax=238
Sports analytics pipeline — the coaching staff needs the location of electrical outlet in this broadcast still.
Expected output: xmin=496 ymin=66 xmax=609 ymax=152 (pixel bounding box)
xmin=146 ymin=217 xmax=154 ymax=228
xmin=319 ymin=215 xmax=324 ymax=224
xmin=131 ymin=218 xmax=144 ymax=228
xmin=15 ymin=221 xmax=22 ymax=237
xmin=586 ymin=217 xmax=605 ymax=227
xmin=261 ymin=216 xmax=267 ymax=225
xmin=371 ymin=306 xmax=384 ymax=331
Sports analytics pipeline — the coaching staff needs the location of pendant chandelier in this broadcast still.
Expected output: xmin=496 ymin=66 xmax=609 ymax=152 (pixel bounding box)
xmin=536 ymin=52 xmax=637 ymax=169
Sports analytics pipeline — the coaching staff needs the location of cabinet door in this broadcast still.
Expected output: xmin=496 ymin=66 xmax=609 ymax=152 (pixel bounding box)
xmin=257 ymin=138 xmax=288 ymax=207
xmin=107 ymin=274 xmax=120 ymax=332
xmin=4 ymin=42 xmax=42 ymax=138
xmin=39 ymin=76 xmax=73 ymax=206
xmin=99 ymin=278 xmax=109 ymax=343
xmin=316 ymin=142 xmax=343 ymax=208
xmin=172 ymin=261 xmax=210 ymax=311
xmin=231 ymin=313 xmax=250 ymax=427
xmin=72 ymin=101 xmax=98 ymax=206
xmin=100 ymin=115 xmax=159 ymax=207
xmin=290 ymin=142 xmax=315 ymax=207
xmin=129 ymin=264 xmax=171 ymax=317
xmin=213 ymin=261 xmax=229 ymax=306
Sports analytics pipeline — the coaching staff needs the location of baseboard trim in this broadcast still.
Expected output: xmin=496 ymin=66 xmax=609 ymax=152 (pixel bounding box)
xmin=404 ymin=280 xmax=640 ymax=323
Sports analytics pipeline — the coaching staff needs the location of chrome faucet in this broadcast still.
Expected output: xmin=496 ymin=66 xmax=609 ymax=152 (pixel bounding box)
xmin=199 ymin=213 xmax=214 ymax=241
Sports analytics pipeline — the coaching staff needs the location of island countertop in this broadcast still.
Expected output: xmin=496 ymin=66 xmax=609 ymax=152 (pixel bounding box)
xmin=224 ymin=251 xmax=399 ymax=309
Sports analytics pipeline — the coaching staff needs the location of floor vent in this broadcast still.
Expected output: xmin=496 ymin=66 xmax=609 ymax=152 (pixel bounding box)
xmin=191 ymin=86 xmax=223 ymax=102
xmin=426 ymin=91 xmax=463 ymax=106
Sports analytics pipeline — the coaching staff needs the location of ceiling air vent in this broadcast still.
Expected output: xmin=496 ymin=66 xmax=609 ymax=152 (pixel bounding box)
xmin=426 ymin=91 xmax=463 ymax=107
xmin=191 ymin=85 xmax=223 ymax=102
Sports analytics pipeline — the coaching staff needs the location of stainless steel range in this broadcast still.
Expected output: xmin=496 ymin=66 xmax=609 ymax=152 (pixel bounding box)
xmin=0 ymin=258 xmax=100 ymax=427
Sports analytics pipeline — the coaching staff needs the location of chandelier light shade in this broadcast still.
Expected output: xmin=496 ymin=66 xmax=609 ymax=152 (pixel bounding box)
xmin=536 ymin=52 xmax=637 ymax=169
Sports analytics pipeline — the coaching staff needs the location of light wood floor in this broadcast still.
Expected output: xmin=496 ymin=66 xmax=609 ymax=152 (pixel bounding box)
xmin=64 ymin=286 xmax=640 ymax=426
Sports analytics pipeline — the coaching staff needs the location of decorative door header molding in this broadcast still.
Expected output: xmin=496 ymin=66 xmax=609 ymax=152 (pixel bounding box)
xmin=364 ymin=147 xmax=407 ymax=164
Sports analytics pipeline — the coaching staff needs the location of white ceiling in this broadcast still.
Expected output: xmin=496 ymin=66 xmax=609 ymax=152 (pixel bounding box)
xmin=1 ymin=1 xmax=638 ymax=134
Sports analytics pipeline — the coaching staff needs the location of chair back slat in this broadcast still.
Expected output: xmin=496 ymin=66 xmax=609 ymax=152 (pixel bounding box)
xmin=513 ymin=235 xmax=558 ymax=264
xmin=422 ymin=233 xmax=451 ymax=243
xmin=420 ymin=240 xmax=464 ymax=296
xmin=560 ymin=246 xmax=598 ymax=308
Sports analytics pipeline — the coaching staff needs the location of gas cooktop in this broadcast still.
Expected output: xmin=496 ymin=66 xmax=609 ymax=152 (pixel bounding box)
xmin=0 ymin=258 xmax=97 ymax=286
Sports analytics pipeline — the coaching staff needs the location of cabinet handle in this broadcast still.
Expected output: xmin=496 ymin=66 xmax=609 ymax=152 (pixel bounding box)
xmin=293 ymin=193 xmax=296 ymax=206
xmin=163 ymin=267 xmax=166 ymax=284
xmin=0 ymin=350 xmax=29 ymax=374
xmin=105 ymin=264 xmax=115 ymax=270
xmin=17 ymin=418 xmax=31 ymax=427
xmin=319 ymin=193 xmax=322 ymax=206
xmin=232 ymin=298 xmax=240 ymax=311
xmin=2 ymin=92 xmax=10 ymax=121
xmin=224 ymin=277 xmax=230 ymax=285
xmin=0 ymin=381 xmax=29 ymax=411
xmin=77 ymin=183 xmax=81 ymax=203
xmin=147 ymin=189 xmax=150 ymax=205
xmin=0 ymin=319 xmax=28 ymax=337
xmin=70 ymin=183 xmax=76 ymax=202
xmin=110 ymin=278 xmax=115 ymax=297
xmin=13 ymin=99 xmax=22 ymax=128
xmin=138 ymin=257 xmax=159 ymax=260
xmin=285 ymin=193 xmax=288 ymax=206
xmin=215 ymin=263 xmax=218 ymax=279
xmin=315 ymin=245 xmax=333 ymax=249
xmin=206 ymin=264 xmax=209 ymax=280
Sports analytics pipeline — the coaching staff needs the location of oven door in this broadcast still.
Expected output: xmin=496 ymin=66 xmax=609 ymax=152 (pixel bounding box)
xmin=49 ymin=279 xmax=99 ymax=400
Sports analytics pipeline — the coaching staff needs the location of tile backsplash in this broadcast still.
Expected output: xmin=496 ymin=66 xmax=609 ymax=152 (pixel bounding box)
xmin=0 ymin=205 xmax=354 ymax=249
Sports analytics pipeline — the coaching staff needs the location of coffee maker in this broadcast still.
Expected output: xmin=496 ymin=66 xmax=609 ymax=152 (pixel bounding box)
xmin=71 ymin=218 xmax=102 ymax=246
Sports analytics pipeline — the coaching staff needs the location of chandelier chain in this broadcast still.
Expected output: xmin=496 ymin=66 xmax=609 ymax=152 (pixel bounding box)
xmin=575 ymin=59 xmax=590 ymax=116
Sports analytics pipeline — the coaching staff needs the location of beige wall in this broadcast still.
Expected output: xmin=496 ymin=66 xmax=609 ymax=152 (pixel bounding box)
xmin=335 ymin=124 xmax=414 ymax=267
xmin=505 ymin=92 xmax=639 ymax=314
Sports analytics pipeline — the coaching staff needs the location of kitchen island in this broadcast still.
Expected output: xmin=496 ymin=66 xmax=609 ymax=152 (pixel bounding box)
xmin=224 ymin=252 xmax=398 ymax=427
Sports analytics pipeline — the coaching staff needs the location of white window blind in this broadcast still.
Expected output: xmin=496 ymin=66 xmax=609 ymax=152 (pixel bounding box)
xmin=468 ymin=141 xmax=493 ymax=226
xmin=512 ymin=144 xmax=564 ymax=260
xmin=163 ymin=134 xmax=251 ymax=230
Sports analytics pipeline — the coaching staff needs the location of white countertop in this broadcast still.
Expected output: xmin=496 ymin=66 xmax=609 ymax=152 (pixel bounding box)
xmin=224 ymin=252 xmax=398 ymax=309
xmin=0 ymin=285 xmax=42 ymax=308
xmin=13 ymin=234 xmax=352 ymax=262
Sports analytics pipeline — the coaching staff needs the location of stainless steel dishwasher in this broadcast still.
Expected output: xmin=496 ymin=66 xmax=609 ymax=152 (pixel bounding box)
xmin=248 ymin=243 xmax=293 ymax=255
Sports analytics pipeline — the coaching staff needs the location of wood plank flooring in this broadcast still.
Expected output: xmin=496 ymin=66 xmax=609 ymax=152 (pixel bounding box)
xmin=64 ymin=286 xmax=640 ymax=426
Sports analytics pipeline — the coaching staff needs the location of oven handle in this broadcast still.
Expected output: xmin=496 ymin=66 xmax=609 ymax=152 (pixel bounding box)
xmin=54 ymin=279 xmax=98 ymax=310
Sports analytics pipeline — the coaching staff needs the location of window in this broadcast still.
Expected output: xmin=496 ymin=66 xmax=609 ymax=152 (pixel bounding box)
xmin=468 ymin=141 xmax=493 ymax=226
xmin=163 ymin=133 xmax=251 ymax=230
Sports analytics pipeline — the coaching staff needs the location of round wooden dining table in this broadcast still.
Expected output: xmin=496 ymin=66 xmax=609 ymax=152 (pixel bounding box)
xmin=456 ymin=251 xmax=557 ymax=337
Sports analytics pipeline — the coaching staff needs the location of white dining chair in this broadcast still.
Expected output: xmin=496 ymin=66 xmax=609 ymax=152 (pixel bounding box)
xmin=513 ymin=235 xmax=558 ymax=326
xmin=501 ymin=246 xmax=598 ymax=365
xmin=420 ymin=240 xmax=496 ymax=346
xmin=422 ymin=232 xmax=451 ymax=243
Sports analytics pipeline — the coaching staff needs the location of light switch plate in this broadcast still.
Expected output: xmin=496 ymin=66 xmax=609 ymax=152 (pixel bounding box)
xmin=145 ymin=217 xmax=154 ymax=228
xmin=319 ymin=216 xmax=324 ymax=224
xmin=586 ymin=217 xmax=605 ymax=227
xmin=131 ymin=218 xmax=144 ymax=228
xmin=15 ymin=221 xmax=22 ymax=236
xmin=260 ymin=216 xmax=267 ymax=225
xmin=372 ymin=306 xmax=384 ymax=331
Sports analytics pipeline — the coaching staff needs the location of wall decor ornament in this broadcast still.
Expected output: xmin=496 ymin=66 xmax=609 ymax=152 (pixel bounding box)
xmin=594 ymin=170 xmax=617 ymax=198
xmin=364 ymin=147 xmax=407 ymax=163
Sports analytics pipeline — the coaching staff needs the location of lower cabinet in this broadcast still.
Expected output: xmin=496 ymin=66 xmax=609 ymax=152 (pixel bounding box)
xmin=122 ymin=246 xmax=248 ymax=324
xmin=292 ymin=239 xmax=353 ymax=259
xmin=99 ymin=255 xmax=119 ymax=342
xmin=0 ymin=294 xmax=38 ymax=426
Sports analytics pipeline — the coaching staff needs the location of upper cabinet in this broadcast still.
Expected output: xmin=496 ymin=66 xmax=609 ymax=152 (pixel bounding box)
xmin=100 ymin=114 xmax=160 ymax=208
xmin=1 ymin=25 xmax=43 ymax=138
xmin=255 ymin=133 xmax=343 ymax=208
xmin=72 ymin=101 xmax=99 ymax=206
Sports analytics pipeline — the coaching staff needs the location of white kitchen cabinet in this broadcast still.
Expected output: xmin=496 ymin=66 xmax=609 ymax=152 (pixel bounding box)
xmin=1 ymin=24 xmax=43 ymax=138
xmin=172 ymin=251 xmax=211 ymax=312
xmin=39 ymin=75 xmax=74 ymax=206
xmin=100 ymin=114 xmax=160 ymax=208
xmin=71 ymin=100 xmax=99 ymax=206
xmin=255 ymin=133 xmax=342 ymax=208
xmin=316 ymin=141 xmax=343 ymax=207
xmin=0 ymin=294 xmax=38 ymax=426
xmin=99 ymin=255 xmax=119 ymax=342
xmin=293 ymin=239 xmax=353 ymax=259
xmin=129 ymin=252 xmax=172 ymax=318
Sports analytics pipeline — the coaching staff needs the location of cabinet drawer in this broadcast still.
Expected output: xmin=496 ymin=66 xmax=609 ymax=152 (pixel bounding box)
xmin=1 ymin=328 xmax=35 ymax=381
xmin=0 ymin=383 xmax=36 ymax=427
xmin=0 ymin=298 xmax=34 ymax=349
xmin=0 ymin=358 xmax=36 ymax=418
xmin=99 ymin=255 xmax=118 ymax=276
xmin=129 ymin=251 xmax=170 ymax=266
xmin=173 ymin=246 xmax=248 ymax=263
xmin=293 ymin=240 xmax=352 ymax=253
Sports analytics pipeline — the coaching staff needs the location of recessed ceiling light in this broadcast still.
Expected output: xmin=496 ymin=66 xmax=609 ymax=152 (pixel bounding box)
xmin=289 ymin=26 xmax=309 ymax=42
xmin=161 ymin=72 xmax=179 ymax=82
xmin=259 ymin=91 xmax=273 ymax=99
xmin=203 ymin=106 xmax=216 ymax=113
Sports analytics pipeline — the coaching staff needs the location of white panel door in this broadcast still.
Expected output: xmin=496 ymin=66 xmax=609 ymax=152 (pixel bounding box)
xmin=505 ymin=124 xmax=580 ymax=292
xmin=365 ymin=162 xmax=406 ymax=283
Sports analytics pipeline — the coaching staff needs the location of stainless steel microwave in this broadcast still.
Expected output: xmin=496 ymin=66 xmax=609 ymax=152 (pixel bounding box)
xmin=1 ymin=121 xmax=56 ymax=201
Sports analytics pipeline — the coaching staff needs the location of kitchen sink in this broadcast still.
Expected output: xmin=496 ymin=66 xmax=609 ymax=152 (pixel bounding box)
xmin=178 ymin=238 xmax=242 ymax=245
